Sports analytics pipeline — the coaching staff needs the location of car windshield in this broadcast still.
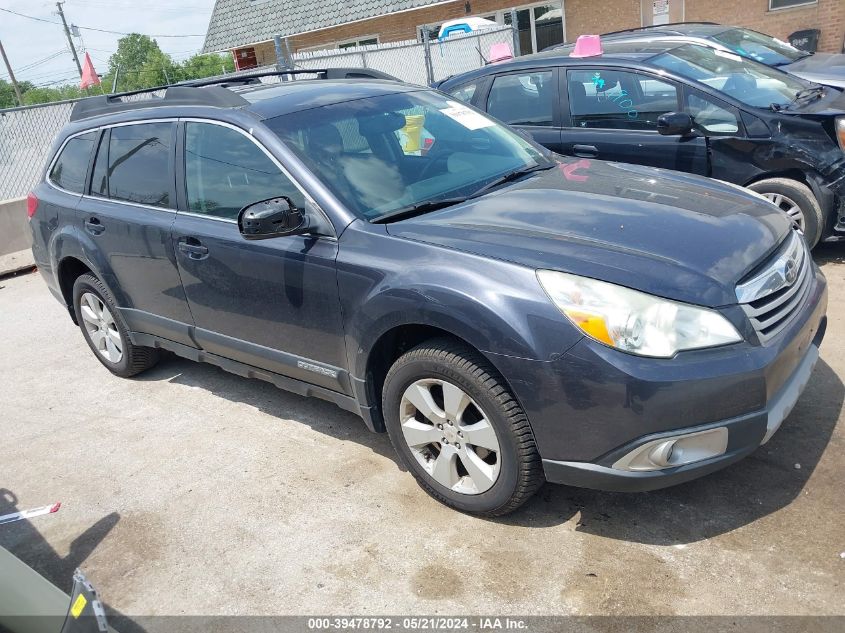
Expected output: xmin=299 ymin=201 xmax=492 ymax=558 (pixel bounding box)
xmin=709 ymin=28 xmax=808 ymax=66
xmin=650 ymin=43 xmax=815 ymax=109
xmin=264 ymin=90 xmax=548 ymax=221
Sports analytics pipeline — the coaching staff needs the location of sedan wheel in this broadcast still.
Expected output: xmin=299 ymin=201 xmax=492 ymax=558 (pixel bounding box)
xmin=79 ymin=291 xmax=123 ymax=363
xmin=399 ymin=378 xmax=501 ymax=495
xmin=760 ymin=192 xmax=805 ymax=232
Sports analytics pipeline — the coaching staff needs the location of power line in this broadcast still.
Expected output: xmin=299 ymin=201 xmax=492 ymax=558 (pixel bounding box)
xmin=0 ymin=6 xmax=207 ymax=37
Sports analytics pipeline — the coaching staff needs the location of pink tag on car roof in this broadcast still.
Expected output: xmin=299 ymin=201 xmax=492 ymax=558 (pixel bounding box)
xmin=488 ymin=42 xmax=513 ymax=63
xmin=570 ymin=34 xmax=603 ymax=58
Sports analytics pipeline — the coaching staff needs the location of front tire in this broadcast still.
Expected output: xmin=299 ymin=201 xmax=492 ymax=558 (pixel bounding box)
xmin=72 ymin=273 xmax=159 ymax=378
xmin=382 ymin=338 xmax=543 ymax=516
xmin=748 ymin=178 xmax=825 ymax=248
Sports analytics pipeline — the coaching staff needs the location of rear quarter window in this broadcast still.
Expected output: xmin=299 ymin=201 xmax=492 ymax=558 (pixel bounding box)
xmin=49 ymin=132 xmax=96 ymax=193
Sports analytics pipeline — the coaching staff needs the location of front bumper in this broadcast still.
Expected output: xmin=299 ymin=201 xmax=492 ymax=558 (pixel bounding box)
xmin=542 ymin=338 xmax=821 ymax=491
xmin=489 ymin=266 xmax=828 ymax=492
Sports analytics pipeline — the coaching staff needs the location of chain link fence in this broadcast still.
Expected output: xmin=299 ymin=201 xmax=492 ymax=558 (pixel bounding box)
xmin=0 ymin=24 xmax=517 ymax=202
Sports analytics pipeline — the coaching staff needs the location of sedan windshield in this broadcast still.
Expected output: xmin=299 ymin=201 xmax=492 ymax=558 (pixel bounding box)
xmin=709 ymin=28 xmax=808 ymax=66
xmin=264 ymin=90 xmax=548 ymax=220
xmin=650 ymin=43 xmax=815 ymax=109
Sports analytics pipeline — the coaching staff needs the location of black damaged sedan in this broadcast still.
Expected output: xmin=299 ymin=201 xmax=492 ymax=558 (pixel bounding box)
xmin=438 ymin=40 xmax=845 ymax=247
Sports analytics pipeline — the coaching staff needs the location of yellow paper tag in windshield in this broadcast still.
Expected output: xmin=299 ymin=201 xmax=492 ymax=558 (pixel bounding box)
xmin=71 ymin=593 xmax=87 ymax=618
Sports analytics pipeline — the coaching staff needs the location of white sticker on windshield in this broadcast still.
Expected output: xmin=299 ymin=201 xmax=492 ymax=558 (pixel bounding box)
xmin=440 ymin=101 xmax=495 ymax=130
xmin=714 ymin=49 xmax=742 ymax=62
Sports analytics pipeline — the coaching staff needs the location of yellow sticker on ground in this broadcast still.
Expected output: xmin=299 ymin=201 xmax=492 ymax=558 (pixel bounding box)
xmin=70 ymin=593 xmax=87 ymax=618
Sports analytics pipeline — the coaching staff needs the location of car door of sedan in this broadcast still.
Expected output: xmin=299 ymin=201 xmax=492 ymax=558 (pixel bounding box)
xmin=482 ymin=67 xmax=564 ymax=152
xmin=170 ymin=119 xmax=351 ymax=394
xmin=560 ymin=66 xmax=710 ymax=175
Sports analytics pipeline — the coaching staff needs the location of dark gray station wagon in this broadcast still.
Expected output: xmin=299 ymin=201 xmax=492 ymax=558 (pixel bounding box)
xmin=30 ymin=72 xmax=827 ymax=515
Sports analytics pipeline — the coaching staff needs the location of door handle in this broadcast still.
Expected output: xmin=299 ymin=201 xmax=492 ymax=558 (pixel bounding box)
xmin=177 ymin=239 xmax=209 ymax=259
xmin=572 ymin=144 xmax=599 ymax=158
xmin=84 ymin=217 xmax=105 ymax=235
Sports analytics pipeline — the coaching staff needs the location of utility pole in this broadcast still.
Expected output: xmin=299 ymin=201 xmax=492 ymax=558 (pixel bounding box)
xmin=56 ymin=2 xmax=83 ymax=79
xmin=0 ymin=39 xmax=23 ymax=106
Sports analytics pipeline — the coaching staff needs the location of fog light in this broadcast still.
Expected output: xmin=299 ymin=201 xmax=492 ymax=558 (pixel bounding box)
xmin=648 ymin=440 xmax=676 ymax=467
xmin=612 ymin=427 xmax=728 ymax=472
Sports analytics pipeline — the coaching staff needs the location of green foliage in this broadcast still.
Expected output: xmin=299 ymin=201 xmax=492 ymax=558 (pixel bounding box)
xmin=1 ymin=34 xmax=236 ymax=109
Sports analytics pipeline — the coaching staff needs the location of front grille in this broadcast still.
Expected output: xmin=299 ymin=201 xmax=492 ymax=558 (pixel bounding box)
xmin=736 ymin=231 xmax=811 ymax=344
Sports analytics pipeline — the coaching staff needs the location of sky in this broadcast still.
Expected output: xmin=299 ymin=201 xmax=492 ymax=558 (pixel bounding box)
xmin=0 ymin=0 xmax=218 ymax=88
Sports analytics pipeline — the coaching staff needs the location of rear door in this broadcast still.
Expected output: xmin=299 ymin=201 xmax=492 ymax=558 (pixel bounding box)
xmin=83 ymin=121 xmax=195 ymax=346
xmin=561 ymin=66 xmax=709 ymax=174
xmin=483 ymin=68 xmax=563 ymax=152
xmin=171 ymin=119 xmax=349 ymax=393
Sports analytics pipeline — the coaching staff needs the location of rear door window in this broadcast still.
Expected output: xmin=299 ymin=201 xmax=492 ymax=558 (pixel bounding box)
xmin=566 ymin=69 xmax=680 ymax=130
xmin=49 ymin=132 xmax=96 ymax=193
xmin=106 ymin=122 xmax=174 ymax=208
xmin=487 ymin=70 xmax=554 ymax=127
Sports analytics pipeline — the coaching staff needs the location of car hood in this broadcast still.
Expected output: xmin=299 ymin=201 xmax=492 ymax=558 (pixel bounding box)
xmin=786 ymin=53 xmax=845 ymax=89
xmin=386 ymin=160 xmax=792 ymax=307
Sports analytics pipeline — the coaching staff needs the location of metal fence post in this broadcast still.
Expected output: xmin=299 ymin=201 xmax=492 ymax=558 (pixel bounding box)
xmin=422 ymin=28 xmax=435 ymax=85
xmin=273 ymin=34 xmax=291 ymax=81
xmin=509 ymin=9 xmax=521 ymax=57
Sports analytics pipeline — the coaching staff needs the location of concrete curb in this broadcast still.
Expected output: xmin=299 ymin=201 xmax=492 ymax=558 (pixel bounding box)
xmin=0 ymin=249 xmax=35 ymax=277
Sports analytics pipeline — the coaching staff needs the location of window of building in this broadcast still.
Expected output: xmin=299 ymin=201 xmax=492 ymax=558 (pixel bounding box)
xmin=504 ymin=3 xmax=564 ymax=54
xmin=566 ymin=69 xmax=679 ymax=130
xmin=419 ymin=2 xmax=565 ymax=53
xmin=49 ymin=131 xmax=96 ymax=193
xmin=488 ymin=70 xmax=554 ymax=126
xmin=338 ymin=36 xmax=379 ymax=50
xmin=769 ymin=0 xmax=816 ymax=10
xmin=184 ymin=122 xmax=304 ymax=220
xmin=103 ymin=123 xmax=173 ymax=207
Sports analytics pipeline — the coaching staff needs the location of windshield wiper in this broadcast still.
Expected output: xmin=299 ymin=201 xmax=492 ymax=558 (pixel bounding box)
xmin=772 ymin=85 xmax=825 ymax=111
xmin=790 ymin=86 xmax=825 ymax=105
xmin=370 ymin=197 xmax=469 ymax=224
xmin=468 ymin=162 xmax=556 ymax=200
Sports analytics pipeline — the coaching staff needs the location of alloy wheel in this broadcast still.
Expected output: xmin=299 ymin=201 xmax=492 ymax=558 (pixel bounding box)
xmin=761 ymin=192 xmax=805 ymax=232
xmin=399 ymin=378 xmax=501 ymax=495
xmin=79 ymin=292 xmax=123 ymax=363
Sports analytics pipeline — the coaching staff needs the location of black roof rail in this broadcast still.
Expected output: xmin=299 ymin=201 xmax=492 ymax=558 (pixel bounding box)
xmin=184 ymin=67 xmax=399 ymax=88
xmin=600 ymin=21 xmax=719 ymax=37
xmin=69 ymin=85 xmax=248 ymax=121
xmin=68 ymin=67 xmax=399 ymax=122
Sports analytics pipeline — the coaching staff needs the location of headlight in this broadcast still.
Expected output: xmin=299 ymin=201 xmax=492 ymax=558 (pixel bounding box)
xmin=537 ymin=270 xmax=742 ymax=358
xmin=836 ymin=117 xmax=845 ymax=152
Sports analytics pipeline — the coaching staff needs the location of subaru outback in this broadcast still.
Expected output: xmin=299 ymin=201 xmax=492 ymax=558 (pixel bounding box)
xmin=30 ymin=71 xmax=827 ymax=515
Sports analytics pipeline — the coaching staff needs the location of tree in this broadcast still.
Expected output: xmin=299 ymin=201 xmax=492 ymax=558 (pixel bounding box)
xmin=177 ymin=52 xmax=235 ymax=82
xmin=0 ymin=34 xmax=237 ymax=109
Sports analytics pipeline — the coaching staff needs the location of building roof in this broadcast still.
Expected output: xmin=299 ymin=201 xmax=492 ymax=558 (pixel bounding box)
xmin=202 ymin=0 xmax=447 ymax=53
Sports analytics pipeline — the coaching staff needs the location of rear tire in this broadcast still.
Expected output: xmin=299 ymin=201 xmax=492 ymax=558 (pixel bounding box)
xmin=382 ymin=338 xmax=544 ymax=516
xmin=748 ymin=178 xmax=825 ymax=248
xmin=72 ymin=273 xmax=160 ymax=378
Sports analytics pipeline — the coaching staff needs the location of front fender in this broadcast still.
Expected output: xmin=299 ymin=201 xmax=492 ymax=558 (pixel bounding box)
xmin=336 ymin=223 xmax=582 ymax=381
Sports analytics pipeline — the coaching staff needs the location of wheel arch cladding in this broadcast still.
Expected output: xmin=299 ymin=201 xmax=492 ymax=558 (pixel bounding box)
xmin=52 ymin=225 xmax=128 ymax=318
xmin=58 ymin=256 xmax=92 ymax=315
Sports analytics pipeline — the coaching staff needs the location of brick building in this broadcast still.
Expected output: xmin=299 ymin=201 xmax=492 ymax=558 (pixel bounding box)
xmin=202 ymin=0 xmax=845 ymax=69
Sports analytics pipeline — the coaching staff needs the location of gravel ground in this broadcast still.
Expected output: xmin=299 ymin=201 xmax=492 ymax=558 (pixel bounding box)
xmin=0 ymin=245 xmax=843 ymax=618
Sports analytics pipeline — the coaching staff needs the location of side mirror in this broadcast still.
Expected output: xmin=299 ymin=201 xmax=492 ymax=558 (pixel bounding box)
xmin=657 ymin=112 xmax=694 ymax=136
xmin=238 ymin=197 xmax=310 ymax=240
